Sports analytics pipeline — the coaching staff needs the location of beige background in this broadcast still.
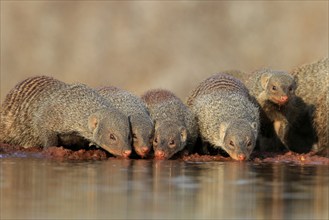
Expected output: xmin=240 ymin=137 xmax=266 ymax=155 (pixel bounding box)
xmin=1 ymin=1 xmax=328 ymax=102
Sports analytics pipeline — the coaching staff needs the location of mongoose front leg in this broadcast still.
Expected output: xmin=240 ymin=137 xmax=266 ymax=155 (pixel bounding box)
xmin=201 ymin=140 xmax=210 ymax=155
xmin=273 ymin=120 xmax=290 ymax=150
xmin=41 ymin=131 xmax=59 ymax=147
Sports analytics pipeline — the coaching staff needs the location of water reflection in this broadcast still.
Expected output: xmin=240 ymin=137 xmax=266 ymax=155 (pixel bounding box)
xmin=0 ymin=158 xmax=328 ymax=219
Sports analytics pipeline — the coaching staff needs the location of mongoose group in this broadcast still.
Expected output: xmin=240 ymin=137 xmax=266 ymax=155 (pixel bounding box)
xmin=1 ymin=57 xmax=328 ymax=159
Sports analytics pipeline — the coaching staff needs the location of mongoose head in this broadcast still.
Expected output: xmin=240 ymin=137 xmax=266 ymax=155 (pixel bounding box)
xmin=153 ymin=121 xmax=187 ymax=160
xmin=129 ymin=115 xmax=154 ymax=158
xmin=88 ymin=109 xmax=132 ymax=158
xmin=221 ymin=120 xmax=257 ymax=161
xmin=260 ymin=70 xmax=296 ymax=106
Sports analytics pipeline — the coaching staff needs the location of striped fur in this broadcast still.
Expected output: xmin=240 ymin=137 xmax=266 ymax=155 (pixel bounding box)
xmin=0 ymin=76 xmax=67 ymax=146
xmin=0 ymin=76 xmax=132 ymax=157
xmin=186 ymin=73 xmax=249 ymax=106
xmin=187 ymin=73 xmax=259 ymax=161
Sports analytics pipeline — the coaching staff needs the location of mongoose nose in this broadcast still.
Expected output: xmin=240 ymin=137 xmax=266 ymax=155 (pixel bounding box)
xmin=136 ymin=146 xmax=150 ymax=158
xmin=122 ymin=150 xmax=132 ymax=158
xmin=155 ymin=150 xmax=165 ymax=159
xmin=141 ymin=146 xmax=150 ymax=154
xmin=237 ymin=154 xmax=246 ymax=161
xmin=280 ymin=95 xmax=288 ymax=103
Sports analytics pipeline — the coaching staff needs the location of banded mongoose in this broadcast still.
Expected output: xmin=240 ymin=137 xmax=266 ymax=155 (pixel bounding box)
xmin=0 ymin=76 xmax=132 ymax=158
xmin=97 ymin=86 xmax=154 ymax=158
xmin=187 ymin=73 xmax=259 ymax=161
xmin=246 ymin=69 xmax=299 ymax=151
xmin=141 ymin=89 xmax=198 ymax=159
xmin=290 ymin=57 xmax=329 ymax=155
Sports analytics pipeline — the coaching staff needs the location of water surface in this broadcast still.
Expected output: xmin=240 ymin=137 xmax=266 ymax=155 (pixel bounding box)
xmin=1 ymin=157 xmax=328 ymax=219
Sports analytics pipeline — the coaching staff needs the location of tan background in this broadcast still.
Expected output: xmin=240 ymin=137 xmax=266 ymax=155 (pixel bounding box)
xmin=1 ymin=1 xmax=328 ymax=102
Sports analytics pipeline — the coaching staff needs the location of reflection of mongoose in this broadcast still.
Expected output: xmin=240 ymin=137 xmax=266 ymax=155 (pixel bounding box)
xmin=141 ymin=89 xmax=198 ymax=159
xmin=97 ymin=86 xmax=154 ymax=158
xmin=246 ymin=69 xmax=298 ymax=151
xmin=290 ymin=58 xmax=329 ymax=155
xmin=0 ymin=76 xmax=132 ymax=158
xmin=187 ymin=73 xmax=259 ymax=161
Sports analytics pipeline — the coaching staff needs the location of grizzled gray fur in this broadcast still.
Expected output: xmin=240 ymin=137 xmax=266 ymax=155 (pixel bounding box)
xmin=290 ymin=57 xmax=329 ymax=155
xmin=0 ymin=76 xmax=132 ymax=158
xmin=97 ymin=86 xmax=154 ymax=158
xmin=141 ymin=89 xmax=198 ymax=159
xmin=187 ymin=73 xmax=259 ymax=161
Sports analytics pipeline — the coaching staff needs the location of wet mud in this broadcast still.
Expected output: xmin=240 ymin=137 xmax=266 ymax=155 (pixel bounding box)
xmin=0 ymin=143 xmax=328 ymax=165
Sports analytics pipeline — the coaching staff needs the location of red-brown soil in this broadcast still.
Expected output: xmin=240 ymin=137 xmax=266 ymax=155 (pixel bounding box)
xmin=0 ymin=143 xmax=328 ymax=165
xmin=0 ymin=143 xmax=107 ymax=161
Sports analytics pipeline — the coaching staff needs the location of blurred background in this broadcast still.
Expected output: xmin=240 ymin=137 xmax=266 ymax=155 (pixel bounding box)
xmin=1 ymin=1 xmax=328 ymax=102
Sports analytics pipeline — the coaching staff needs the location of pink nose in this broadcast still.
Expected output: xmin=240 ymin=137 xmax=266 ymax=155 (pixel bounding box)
xmin=280 ymin=95 xmax=288 ymax=102
xmin=141 ymin=146 xmax=150 ymax=154
xmin=155 ymin=150 xmax=165 ymax=158
xmin=122 ymin=150 xmax=131 ymax=158
xmin=136 ymin=146 xmax=150 ymax=158
xmin=237 ymin=154 xmax=246 ymax=161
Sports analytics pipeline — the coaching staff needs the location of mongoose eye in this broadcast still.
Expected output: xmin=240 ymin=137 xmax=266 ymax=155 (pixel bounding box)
xmin=288 ymin=86 xmax=294 ymax=92
xmin=109 ymin=134 xmax=116 ymax=141
xmin=229 ymin=140 xmax=235 ymax=147
xmin=154 ymin=137 xmax=158 ymax=144
xmin=271 ymin=85 xmax=277 ymax=91
xmin=247 ymin=140 xmax=252 ymax=148
xmin=132 ymin=133 xmax=137 ymax=140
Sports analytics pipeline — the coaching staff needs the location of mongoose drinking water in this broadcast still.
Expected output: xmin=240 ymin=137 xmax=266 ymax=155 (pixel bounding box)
xmin=187 ymin=73 xmax=259 ymax=161
xmin=246 ymin=69 xmax=299 ymax=151
xmin=290 ymin=57 xmax=329 ymax=155
xmin=141 ymin=89 xmax=198 ymax=159
xmin=0 ymin=76 xmax=132 ymax=158
xmin=97 ymin=86 xmax=154 ymax=158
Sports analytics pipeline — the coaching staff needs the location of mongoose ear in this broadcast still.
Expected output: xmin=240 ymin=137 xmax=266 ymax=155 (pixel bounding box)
xmin=88 ymin=114 xmax=99 ymax=132
xmin=154 ymin=121 xmax=160 ymax=130
xmin=180 ymin=127 xmax=187 ymax=142
xmin=260 ymin=73 xmax=271 ymax=89
xmin=251 ymin=122 xmax=258 ymax=131
xmin=219 ymin=122 xmax=228 ymax=141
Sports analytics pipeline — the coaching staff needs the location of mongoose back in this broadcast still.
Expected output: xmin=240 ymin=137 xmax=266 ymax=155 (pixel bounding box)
xmin=141 ymin=89 xmax=198 ymax=159
xmin=186 ymin=72 xmax=249 ymax=106
xmin=0 ymin=76 xmax=132 ymax=158
xmin=187 ymin=73 xmax=259 ymax=161
xmin=246 ymin=69 xmax=299 ymax=151
xmin=290 ymin=57 xmax=329 ymax=155
xmin=97 ymin=86 xmax=154 ymax=158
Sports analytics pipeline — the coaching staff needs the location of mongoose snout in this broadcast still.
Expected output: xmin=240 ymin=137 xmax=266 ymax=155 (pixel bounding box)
xmin=261 ymin=70 xmax=296 ymax=106
xmin=152 ymin=122 xmax=188 ymax=160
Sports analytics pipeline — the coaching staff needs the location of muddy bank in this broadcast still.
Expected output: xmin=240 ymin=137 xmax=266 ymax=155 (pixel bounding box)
xmin=0 ymin=143 xmax=328 ymax=165
xmin=0 ymin=143 xmax=107 ymax=161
